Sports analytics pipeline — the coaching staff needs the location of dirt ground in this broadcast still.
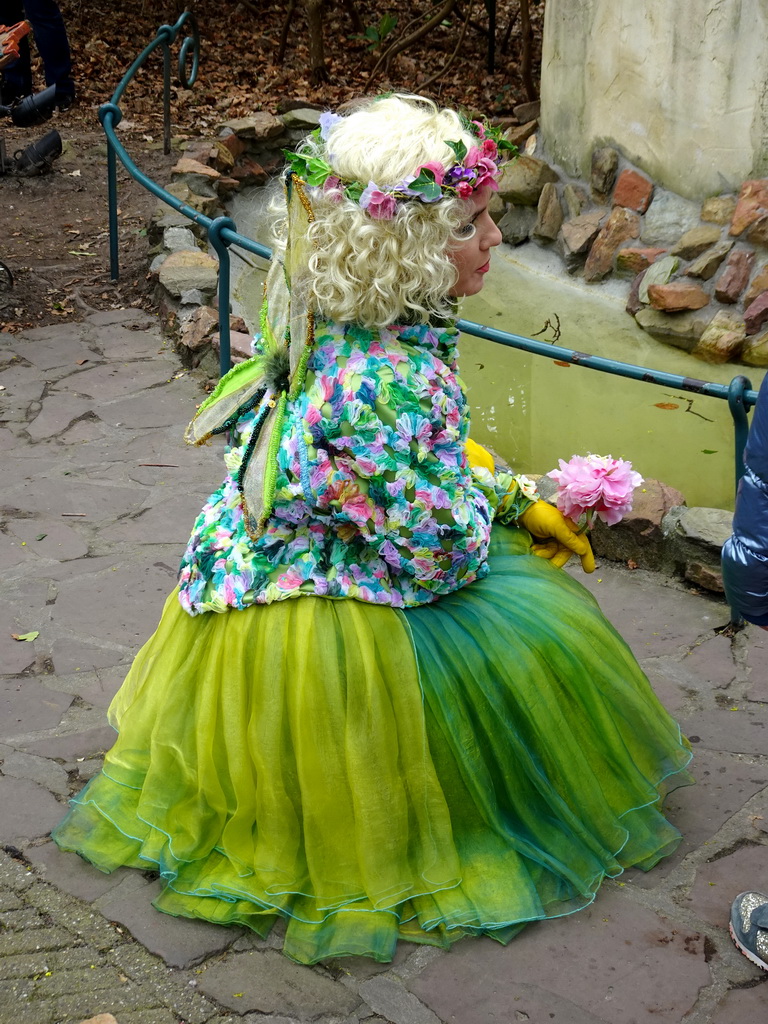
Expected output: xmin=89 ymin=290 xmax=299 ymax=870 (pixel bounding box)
xmin=0 ymin=0 xmax=544 ymax=334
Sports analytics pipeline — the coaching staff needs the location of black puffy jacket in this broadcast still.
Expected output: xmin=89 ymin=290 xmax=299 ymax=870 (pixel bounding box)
xmin=722 ymin=373 xmax=768 ymax=626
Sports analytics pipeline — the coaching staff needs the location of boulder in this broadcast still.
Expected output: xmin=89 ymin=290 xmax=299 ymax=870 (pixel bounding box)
xmin=747 ymin=216 xmax=768 ymax=245
xmin=715 ymin=249 xmax=756 ymax=303
xmin=583 ymin=207 xmax=640 ymax=282
xmin=497 ymin=155 xmax=559 ymax=205
xmin=232 ymin=157 xmax=268 ymax=187
xmin=163 ymin=226 xmax=198 ymax=254
xmin=691 ymin=311 xmax=747 ymax=363
xmin=647 ymin=282 xmax=710 ymax=312
xmin=612 ymin=169 xmax=654 ymax=213
xmin=503 ymin=119 xmax=538 ymax=148
xmin=179 ymin=305 xmax=219 ymax=353
xmin=280 ymin=107 xmax=322 ymax=129
xmin=487 ymin=192 xmax=506 ymax=224
xmin=665 ymin=506 xmax=733 ymax=592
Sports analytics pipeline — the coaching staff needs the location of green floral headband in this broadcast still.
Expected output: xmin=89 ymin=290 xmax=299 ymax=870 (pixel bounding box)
xmin=283 ymin=113 xmax=516 ymax=220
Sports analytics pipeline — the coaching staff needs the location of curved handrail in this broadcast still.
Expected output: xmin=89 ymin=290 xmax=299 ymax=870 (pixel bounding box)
xmin=101 ymin=14 xmax=761 ymax=505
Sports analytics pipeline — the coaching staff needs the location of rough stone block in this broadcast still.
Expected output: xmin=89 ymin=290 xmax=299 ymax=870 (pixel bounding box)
xmin=560 ymin=210 xmax=605 ymax=255
xmin=590 ymin=146 xmax=618 ymax=199
xmin=612 ymin=168 xmax=654 ymax=213
xmin=729 ymin=178 xmax=768 ymax=236
xmin=642 ymin=189 xmax=701 ymax=245
xmin=615 ymin=246 xmax=666 ymax=276
xmin=744 ymin=262 xmax=768 ymax=306
xmin=692 ymin=311 xmax=747 ymax=363
xmin=634 ymin=308 xmax=711 ymax=349
xmin=583 ymin=206 xmax=641 ymax=282
xmin=231 ymin=157 xmax=268 ymax=187
xmin=685 ymin=239 xmax=734 ymax=280
xmin=497 ymin=155 xmax=559 ymax=205
xmin=219 ymin=112 xmax=284 ymax=140
xmin=532 ymin=182 xmax=563 ymax=241
xmin=647 ymin=282 xmax=710 ymax=312
xmin=739 ymin=330 xmax=768 ymax=366
xmin=670 ymin=224 xmax=722 ymax=259
xmin=563 ymin=182 xmax=589 ymax=219
xmin=715 ymin=249 xmax=755 ymax=303
xmin=638 ymin=254 xmax=680 ymax=302
xmin=744 ymin=290 xmax=768 ymax=335
xmin=158 ymin=250 xmax=219 ymax=299
xmin=497 ymin=205 xmax=536 ymax=245
xmin=701 ymin=194 xmax=738 ymax=224
xmin=589 ymin=479 xmax=686 ymax=571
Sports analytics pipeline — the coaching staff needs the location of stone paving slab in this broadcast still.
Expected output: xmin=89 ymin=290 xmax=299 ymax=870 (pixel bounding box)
xmin=1 ymin=310 xmax=767 ymax=1024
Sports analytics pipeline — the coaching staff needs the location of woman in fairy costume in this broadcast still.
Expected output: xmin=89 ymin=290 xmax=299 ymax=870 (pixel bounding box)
xmin=53 ymin=95 xmax=693 ymax=965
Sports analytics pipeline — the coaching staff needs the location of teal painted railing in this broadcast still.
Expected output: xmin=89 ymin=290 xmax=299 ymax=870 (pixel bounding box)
xmin=103 ymin=13 xmax=759 ymax=497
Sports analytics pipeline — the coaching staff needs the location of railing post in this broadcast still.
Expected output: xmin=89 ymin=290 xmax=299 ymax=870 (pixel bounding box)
xmin=98 ymin=102 xmax=123 ymax=281
xmin=208 ymin=217 xmax=238 ymax=377
xmin=163 ymin=40 xmax=172 ymax=156
xmin=727 ymin=375 xmax=753 ymax=491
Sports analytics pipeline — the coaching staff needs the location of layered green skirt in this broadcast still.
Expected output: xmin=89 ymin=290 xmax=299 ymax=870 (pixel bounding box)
xmin=52 ymin=527 xmax=693 ymax=964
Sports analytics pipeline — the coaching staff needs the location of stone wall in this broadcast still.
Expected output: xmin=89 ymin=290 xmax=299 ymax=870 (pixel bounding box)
xmin=540 ymin=0 xmax=768 ymax=200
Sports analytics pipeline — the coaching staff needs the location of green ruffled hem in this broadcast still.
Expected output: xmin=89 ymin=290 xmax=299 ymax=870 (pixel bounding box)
xmin=52 ymin=526 xmax=693 ymax=964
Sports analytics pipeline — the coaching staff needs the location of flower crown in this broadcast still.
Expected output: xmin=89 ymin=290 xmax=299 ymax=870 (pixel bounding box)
xmin=283 ymin=112 xmax=516 ymax=221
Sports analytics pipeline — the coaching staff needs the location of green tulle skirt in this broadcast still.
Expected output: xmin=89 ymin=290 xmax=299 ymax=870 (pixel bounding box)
xmin=52 ymin=526 xmax=693 ymax=964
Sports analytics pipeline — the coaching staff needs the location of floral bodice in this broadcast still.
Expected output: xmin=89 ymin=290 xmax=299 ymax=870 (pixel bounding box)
xmin=178 ymin=319 xmax=536 ymax=614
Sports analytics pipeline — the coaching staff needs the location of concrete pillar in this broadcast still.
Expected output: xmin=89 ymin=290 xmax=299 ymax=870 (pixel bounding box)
xmin=540 ymin=0 xmax=768 ymax=199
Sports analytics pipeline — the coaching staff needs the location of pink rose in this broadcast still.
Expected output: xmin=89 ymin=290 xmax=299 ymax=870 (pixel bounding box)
xmin=417 ymin=161 xmax=445 ymax=185
xmin=457 ymin=181 xmax=473 ymax=199
xmin=474 ymin=155 xmax=500 ymax=190
xmin=482 ymin=138 xmax=498 ymax=158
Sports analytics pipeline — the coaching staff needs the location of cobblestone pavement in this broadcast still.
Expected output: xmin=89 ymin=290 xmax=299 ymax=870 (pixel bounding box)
xmin=1 ymin=310 xmax=766 ymax=1024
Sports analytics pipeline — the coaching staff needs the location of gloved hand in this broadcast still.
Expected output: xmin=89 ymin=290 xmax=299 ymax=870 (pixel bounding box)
xmin=465 ymin=437 xmax=495 ymax=473
xmin=518 ymin=501 xmax=596 ymax=573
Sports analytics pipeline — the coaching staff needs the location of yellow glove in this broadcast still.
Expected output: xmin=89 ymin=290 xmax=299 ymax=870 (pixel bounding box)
xmin=465 ymin=438 xmax=495 ymax=474
xmin=518 ymin=501 xmax=596 ymax=573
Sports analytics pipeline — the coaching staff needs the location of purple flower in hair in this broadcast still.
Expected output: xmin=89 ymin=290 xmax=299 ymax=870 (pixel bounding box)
xmin=319 ymin=111 xmax=343 ymax=141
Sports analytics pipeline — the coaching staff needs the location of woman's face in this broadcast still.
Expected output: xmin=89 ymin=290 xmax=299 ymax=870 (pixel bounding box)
xmin=448 ymin=186 xmax=503 ymax=297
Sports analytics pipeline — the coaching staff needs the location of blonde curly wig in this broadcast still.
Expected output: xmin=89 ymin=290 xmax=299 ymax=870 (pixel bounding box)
xmin=274 ymin=95 xmax=482 ymax=329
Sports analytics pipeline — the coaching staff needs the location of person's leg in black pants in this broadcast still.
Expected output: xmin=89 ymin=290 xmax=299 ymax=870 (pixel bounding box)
xmin=1 ymin=0 xmax=74 ymax=106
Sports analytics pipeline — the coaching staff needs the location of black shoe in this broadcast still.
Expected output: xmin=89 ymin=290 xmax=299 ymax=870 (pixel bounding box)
xmin=55 ymin=90 xmax=75 ymax=112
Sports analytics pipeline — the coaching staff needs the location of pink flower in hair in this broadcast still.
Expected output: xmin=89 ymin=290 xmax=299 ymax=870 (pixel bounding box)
xmin=464 ymin=145 xmax=482 ymax=169
xmin=417 ymin=161 xmax=445 ymax=185
xmin=471 ymin=120 xmax=486 ymax=138
xmin=457 ymin=181 xmax=473 ymax=199
xmin=474 ymin=155 xmax=500 ymax=190
xmin=547 ymin=454 xmax=643 ymax=527
xmin=359 ymin=182 xmax=398 ymax=220
xmin=482 ymin=138 xmax=498 ymax=158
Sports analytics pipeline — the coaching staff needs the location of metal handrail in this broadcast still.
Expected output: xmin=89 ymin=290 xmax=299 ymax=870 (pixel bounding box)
xmin=102 ymin=13 xmax=760 ymax=497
